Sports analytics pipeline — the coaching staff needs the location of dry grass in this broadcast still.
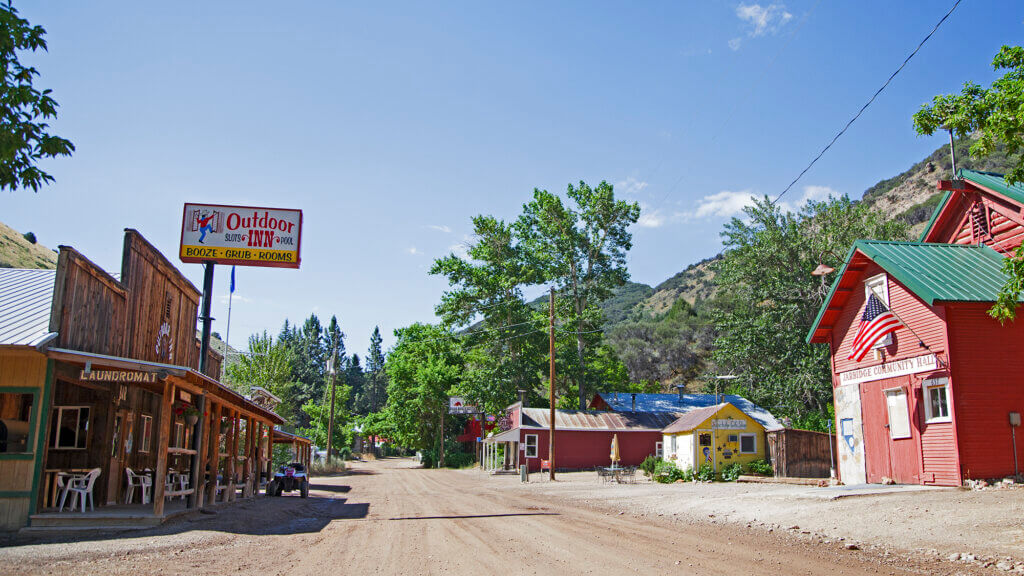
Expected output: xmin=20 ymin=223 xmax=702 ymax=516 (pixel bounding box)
xmin=0 ymin=221 xmax=58 ymax=269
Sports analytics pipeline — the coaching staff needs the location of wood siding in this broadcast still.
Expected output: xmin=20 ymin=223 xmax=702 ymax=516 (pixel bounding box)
xmin=50 ymin=249 xmax=128 ymax=356
xmin=946 ymin=303 xmax=1024 ymax=479
xmin=767 ymin=429 xmax=835 ymax=478
xmin=830 ymin=262 xmax=947 ymax=375
xmin=517 ymin=429 xmax=662 ymax=472
xmin=0 ymin=352 xmax=48 ymax=530
xmin=925 ymin=190 xmax=1024 ymax=252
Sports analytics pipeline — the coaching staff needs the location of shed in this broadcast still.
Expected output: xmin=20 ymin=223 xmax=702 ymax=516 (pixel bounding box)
xmin=661 ymin=402 xmax=766 ymax=473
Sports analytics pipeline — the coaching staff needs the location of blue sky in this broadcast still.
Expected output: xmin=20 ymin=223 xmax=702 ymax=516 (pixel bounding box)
xmin=4 ymin=1 xmax=1021 ymax=353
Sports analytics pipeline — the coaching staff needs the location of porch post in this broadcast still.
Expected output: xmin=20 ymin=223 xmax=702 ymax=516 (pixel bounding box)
xmin=227 ymin=411 xmax=237 ymax=502
xmin=205 ymin=403 xmax=221 ymax=505
xmin=152 ymin=380 xmax=175 ymax=517
xmin=188 ymin=394 xmax=208 ymax=509
xmin=244 ymin=415 xmax=255 ymax=498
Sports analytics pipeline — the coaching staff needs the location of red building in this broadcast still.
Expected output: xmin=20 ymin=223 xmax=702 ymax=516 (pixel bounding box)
xmin=808 ymin=170 xmax=1024 ymax=486
xmin=482 ymin=402 xmax=678 ymax=473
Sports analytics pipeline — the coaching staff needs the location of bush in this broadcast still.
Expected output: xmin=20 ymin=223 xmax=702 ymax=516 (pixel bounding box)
xmin=419 ymin=447 xmax=476 ymax=469
xmin=695 ymin=463 xmax=715 ymax=482
xmin=745 ymin=459 xmax=773 ymax=476
xmin=652 ymin=461 xmax=692 ymax=483
xmin=22 ymin=231 xmax=36 ymax=244
xmin=719 ymin=462 xmax=743 ymax=482
xmin=640 ymin=455 xmax=662 ymax=477
xmin=309 ymin=458 xmax=346 ymax=475
xmin=338 ymin=446 xmax=352 ymax=461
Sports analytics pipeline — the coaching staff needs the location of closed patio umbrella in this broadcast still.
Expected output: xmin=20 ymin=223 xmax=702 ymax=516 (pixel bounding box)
xmin=610 ymin=434 xmax=621 ymax=467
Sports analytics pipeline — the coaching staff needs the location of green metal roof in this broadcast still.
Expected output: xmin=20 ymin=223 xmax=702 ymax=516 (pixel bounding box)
xmin=961 ymin=169 xmax=1024 ymax=206
xmin=806 ymin=240 xmax=1013 ymax=343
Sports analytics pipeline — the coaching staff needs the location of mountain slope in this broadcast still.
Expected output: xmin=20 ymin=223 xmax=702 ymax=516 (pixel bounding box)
xmin=0 ymin=221 xmax=57 ymax=269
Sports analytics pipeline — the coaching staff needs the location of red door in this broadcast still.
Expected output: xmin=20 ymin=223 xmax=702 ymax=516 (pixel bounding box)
xmin=860 ymin=378 xmax=921 ymax=484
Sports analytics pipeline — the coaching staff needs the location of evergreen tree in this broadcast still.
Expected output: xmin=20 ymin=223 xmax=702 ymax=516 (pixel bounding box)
xmin=366 ymin=326 xmax=387 ymax=413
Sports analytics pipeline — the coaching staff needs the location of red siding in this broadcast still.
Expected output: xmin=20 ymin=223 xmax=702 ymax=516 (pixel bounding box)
xmin=947 ymin=304 xmax=1024 ymax=479
xmin=518 ymin=429 xmax=661 ymax=472
xmin=920 ymin=421 xmax=958 ymax=485
xmin=831 ymin=262 xmax=948 ymax=375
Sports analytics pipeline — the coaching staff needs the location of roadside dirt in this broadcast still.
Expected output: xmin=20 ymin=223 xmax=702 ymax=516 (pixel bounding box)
xmin=0 ymin=458 xmax=1006 ymax=575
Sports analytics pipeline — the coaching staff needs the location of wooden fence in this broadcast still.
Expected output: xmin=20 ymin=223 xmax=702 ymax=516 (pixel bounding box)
xmin=767 ymin=428 xmax=836 ymax=478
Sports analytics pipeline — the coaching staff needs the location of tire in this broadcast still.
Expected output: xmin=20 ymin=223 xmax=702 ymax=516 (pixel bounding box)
xmin=300 ymin=480 xmax=309 ymax=498
xmin=267 ymin=481 xmax=279 ymax=496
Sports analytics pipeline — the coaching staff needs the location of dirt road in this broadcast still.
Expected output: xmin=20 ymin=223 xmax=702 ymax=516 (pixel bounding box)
xmin=0 ymin=458 xmax=995 ymax=575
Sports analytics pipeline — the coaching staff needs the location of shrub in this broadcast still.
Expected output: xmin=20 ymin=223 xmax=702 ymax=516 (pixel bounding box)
xmin=652 ymin=461 xmax=692 ymax=483
xmin=22 ymin=231 xmax=36 ymax=244
xmin=640 ymin=455 xmax=662 ymax=477
xmin=695 ymin=463 xmax=716 ymax=482
xmin=719 ymin=462 xmax=743 ymax=482
xmin=745 ymin=459 xmax=773 ymax=476
xmin=338 ymin=446 xmax=352 ymax=461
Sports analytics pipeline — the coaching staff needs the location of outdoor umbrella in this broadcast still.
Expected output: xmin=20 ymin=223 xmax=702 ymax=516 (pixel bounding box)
xmin=610 ymin=434 xmax=621 ymax=467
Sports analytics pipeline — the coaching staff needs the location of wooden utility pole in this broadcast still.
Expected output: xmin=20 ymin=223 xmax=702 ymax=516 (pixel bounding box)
xmin=439 ymin=410 xmax=445 ymax=468
xmin=549 ymin=287 xmax=556 ymax=481
xmin=326 ymin=349 xmax=338 ymax=462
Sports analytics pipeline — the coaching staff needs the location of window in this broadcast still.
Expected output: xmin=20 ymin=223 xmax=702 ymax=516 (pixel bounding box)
xmin=140 ymin=414 xmax=153 ymax=453
xmin=655 ymin=441 xmax=663 ymax=459
xmin=864 ymin=274 xmax=893 ymax=349
xmin=50 ymin=406 xmax=89 ymax=450
xmin=884 ymin=388 xmax=912 ymax=439
xmin=173 ymin=422 xmax=184 ymax=449
xmin=524 ymin=434 xmax=538 ymax=458
xmin=739 ymin=434 xmax=756 ymax=454
xmin=124 ymin=414 xmax=135 ymax=455
xmin=669 ymin=435 xmax=677 ymax=456
xmin=698 ymin=433 xmax=712 ymax=447
xmin=0 ymin=391 xmax=35 ymax=453
xmin=727 ymin=434 xmax=738 ymax=443
xmin=923 ymin=378 xmax=951 ymax=423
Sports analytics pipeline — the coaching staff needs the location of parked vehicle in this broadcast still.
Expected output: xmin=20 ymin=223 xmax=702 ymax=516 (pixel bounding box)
xmin=267 ymin=462 xmax=309 ymax=497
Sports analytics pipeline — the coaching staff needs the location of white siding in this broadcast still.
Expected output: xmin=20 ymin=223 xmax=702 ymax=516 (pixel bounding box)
xmin=663 ymin=433 xmax=696 ymax=471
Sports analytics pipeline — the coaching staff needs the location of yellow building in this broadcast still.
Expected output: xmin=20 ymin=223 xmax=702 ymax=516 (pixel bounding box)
xmin=661 ymin=402 xmax=766 ymax=473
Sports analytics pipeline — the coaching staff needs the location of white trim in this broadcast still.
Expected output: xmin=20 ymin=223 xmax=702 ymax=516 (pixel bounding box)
xmin=139 ymin=414 xmax=153 ymax=453
xmin=864 ymin=274 xmax=892 ymax=348
xmin=922 ymin=377 xmax=952 ymax=423
xmin=524 ymin=433 xmax=538 ymax=458
xmin=50 ymin=405 xmax=90 ymax=450
xmin=739 ymin=433 xmax=757 ymax=454
xmin=655 ymin=441 xmax=663 ymax=459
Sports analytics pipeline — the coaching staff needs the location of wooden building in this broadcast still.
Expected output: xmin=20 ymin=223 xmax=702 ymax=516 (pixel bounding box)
xmin=661 ymin=402 xmax=767 ymax=473
xmin=0 ymin=230 xmax=285 ymax=530
xmin=482 ymin=402 xmax=679 ymax=473
xmin=808 ymin=170 xmax=1024 ymax=486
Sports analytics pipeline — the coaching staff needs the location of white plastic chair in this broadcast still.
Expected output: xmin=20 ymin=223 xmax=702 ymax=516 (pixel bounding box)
xmin=55 ymin=472 xmax=76 ymax=511
xmin=65 ymin=468 xmax=101 ymax=513
xmin=125 ymin=468 xmax=151 ymax=504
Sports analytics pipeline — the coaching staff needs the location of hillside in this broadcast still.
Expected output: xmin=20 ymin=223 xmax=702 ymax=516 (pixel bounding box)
xmin=0 ymin=221 xmax=58 ymax=269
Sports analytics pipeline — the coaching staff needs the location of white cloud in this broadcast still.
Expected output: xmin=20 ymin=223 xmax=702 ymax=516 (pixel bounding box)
xmin=448 ymin=242 xmax=470 ymax=260
xmin=635 ymin=203 xmax=665 ymax=228
xmin=684 ymin=189 xmax=758 ymax=220
xmin=218 ymin=293 xmax=253 ymax=305
xmin=728 ymin=37 xmax=743 ymax=51
xmin=616 ymin=177 xmax=648 ymax=196
xmin=407 ymin=246 xmax=420 ymax=255
xmin=736 ymin=3 xmax=793 ymax=37
xmin=427 ymin=225 xmax=452 ymax=233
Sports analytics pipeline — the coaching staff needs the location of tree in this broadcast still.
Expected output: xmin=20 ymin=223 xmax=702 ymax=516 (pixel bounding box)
xmin=365 ymin=326 xmax=387 ymax=413
xmin=225 ymin=331 xmax=301 ymax=424
xmin=517 ymin=181 xmax=640 ymax=408
xmin=914 ymin=45 xmax=1024 ymax=322
xmin=713 ymin=196 xmax=907 ymax=428
xmin=0 ymin=5 xmax=74 ymax=191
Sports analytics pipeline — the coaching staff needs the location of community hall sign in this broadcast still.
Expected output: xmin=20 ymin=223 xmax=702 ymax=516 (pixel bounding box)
xmin=837 ymin=353 xmax=939 ymax=386
xmin=180 ymin=203 xmax=303 ymax=269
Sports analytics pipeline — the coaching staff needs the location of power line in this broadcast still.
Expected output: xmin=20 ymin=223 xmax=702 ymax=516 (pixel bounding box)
xmin=773 ymin=0 xmax=963 ymax=204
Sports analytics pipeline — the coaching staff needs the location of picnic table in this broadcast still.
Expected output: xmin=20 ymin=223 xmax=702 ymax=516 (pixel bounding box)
xmin=597 ymin=465 xmax=637 ymax=484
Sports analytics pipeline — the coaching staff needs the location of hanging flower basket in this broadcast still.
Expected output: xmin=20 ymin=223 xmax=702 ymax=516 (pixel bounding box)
xmin=185 ymin=413 xmax=199 ymax=427
xmin=220 ymin=420 xmax=231 ymax=434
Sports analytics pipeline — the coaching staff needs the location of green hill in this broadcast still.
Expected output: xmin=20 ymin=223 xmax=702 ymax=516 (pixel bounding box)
xmin=0 ymin=221 xmax=58 ymax=269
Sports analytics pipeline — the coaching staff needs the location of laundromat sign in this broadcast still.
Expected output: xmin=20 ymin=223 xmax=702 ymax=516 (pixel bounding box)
xmin=180 ymin=203 xmax=302 ymax=269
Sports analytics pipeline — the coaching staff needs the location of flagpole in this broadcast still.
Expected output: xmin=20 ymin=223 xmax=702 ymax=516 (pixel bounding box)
xmin=221 ymin=266 xmax=235 ymax=382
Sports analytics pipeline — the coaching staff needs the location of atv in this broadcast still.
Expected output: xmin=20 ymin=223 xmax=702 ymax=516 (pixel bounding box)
xmin=266 ymin=462 xmax=309 ymax=498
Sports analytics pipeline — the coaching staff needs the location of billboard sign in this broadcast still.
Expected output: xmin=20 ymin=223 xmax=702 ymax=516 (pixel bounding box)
xmin=448 ymin=396 xmax=478 ymax=414
xmin=180 ymin=203 xmax=302 ymax=268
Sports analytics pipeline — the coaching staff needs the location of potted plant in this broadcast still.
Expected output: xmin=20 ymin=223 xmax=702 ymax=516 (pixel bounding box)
xmin=182 ymin=406 xmax=200 ymax=427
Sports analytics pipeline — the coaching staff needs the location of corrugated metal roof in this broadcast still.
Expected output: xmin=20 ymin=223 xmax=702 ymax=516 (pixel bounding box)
xmin=595 ymin=392 xmax=783 ymax=431
xmin=961 ymin=169 xmax=1024 ymax=206
xmin=0 ymin=268 xmax=56 ymax=346
xmin=808 ymin=240 xmax=1016 ymax=343
xmin=662 ymin=404 xmax=725 ymax=434
xmin=520 ymin=408 xmax=681 ymax=431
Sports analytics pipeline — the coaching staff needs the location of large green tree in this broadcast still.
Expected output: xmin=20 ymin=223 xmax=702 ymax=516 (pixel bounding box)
xmin=713 ymin=196 xmax=907 ymax=428
xmin=364 ymin=326 xmax=387 ymax=414
xmin=516 ymin=181 xmax=640 ymax=408
xmin=225 ymin=331 xmax=301 ymax=425
xmin=913 ymin=45 xmax=1024 ymax=322
xmin=0 ymin=5 xmax=74 ymax=191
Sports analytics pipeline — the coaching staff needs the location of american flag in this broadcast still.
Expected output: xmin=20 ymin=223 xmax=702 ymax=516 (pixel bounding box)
xmin=848 ymin=293 xmax=901 ymax=362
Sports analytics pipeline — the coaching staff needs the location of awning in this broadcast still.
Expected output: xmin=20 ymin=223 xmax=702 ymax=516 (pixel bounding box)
xmin=485 ymin=428 xmax=520 ymax=443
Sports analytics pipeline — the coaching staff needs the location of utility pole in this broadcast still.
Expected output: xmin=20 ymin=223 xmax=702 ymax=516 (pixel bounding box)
xmin=326 ymin=349 xmax=338 ymax=462
xmin=549 ymin=287 xmax=556 ymax=481
xmin=439 ymin=410 xmax=445 ymax=468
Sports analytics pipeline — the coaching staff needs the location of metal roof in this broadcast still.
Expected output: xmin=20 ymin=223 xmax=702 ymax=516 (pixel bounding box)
xmin=594 ymin=392 xmax=783 ymax=431
xmin=961 ymin=169 xmax=1024 ymax=206
xmin=519 ymin=408 xmax=682 ymax=431
xmin=0 ymin=268 xmax=56 ymax=346
xmin=807 ymin=240 xmax=1014 ymax=343
xmin=662 ymin=404 xmax=726 ymax=434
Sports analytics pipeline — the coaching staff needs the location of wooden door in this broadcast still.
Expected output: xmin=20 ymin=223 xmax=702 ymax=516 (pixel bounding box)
xmin=106 ymin=409 xmax=132 ymax=504
xmin=860 ymin=379 xmax=920 ymax=484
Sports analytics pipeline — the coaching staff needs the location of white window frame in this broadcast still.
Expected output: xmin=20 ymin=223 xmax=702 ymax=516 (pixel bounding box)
xmin=139 ymin=414 xmax=153 ymax=453
xmin=739 ymin=433 xmax=757 ymax=454
xmin=655 ymin=441 xmax=663 ymax=459
xmin=669 ymin=435 xmax=677 ymax=457
xmin=173 ymin=422 xmax=184 ymax=449
xmin=51 ymin=406 xmax=90 ymax=450
xmin=922 ymin=377 xmax=952 ymax=423
xmin=884 ymin=387 xmax=912 ymax=439
xmin=864 ymin=274 xmax=893 ymax=348
xmin=524 ymin=434 xmax=538 ymax=458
